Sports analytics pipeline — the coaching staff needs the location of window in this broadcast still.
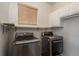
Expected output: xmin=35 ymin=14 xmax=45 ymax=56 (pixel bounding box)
xmin=18 ymin=3 xmax=37 ymax=25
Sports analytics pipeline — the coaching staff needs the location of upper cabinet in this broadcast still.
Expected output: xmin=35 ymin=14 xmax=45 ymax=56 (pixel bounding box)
xmin=49 ymin=3 xmax=79 ymax=27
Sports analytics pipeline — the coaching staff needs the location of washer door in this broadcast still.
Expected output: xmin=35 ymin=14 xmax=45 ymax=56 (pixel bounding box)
xmin=13 ymin=41 xmax=41 ymax=56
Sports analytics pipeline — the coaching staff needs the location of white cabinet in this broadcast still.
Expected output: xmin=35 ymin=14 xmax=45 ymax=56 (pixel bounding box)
xmin=49 ymin=3 xmax=79 ymax=27
xmin=0 ymin=3 xmax=9 ymax=23
xmin=0 ymin=3 xmax=17 ymax=24
xmin=8 ymin=3 xmax=18 ymax=25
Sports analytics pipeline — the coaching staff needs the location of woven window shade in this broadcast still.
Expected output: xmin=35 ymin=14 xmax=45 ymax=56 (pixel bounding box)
xmin=18 ymin=3 xmax=37 ymax=25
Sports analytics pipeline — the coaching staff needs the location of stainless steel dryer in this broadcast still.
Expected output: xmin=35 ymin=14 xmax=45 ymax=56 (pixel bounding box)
xmin=41 ymin=32 xmax=63 ymax=56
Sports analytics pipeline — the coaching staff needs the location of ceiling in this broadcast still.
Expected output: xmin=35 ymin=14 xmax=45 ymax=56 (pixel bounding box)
xmin=47 ymin=2 xmax=56 ymax=5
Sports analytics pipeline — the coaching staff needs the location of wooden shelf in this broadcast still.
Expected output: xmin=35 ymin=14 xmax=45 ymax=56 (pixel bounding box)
xmin=15 ymin=25 xmax=63 ymax=29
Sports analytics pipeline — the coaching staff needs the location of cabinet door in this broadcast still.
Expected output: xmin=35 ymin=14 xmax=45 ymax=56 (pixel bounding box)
xmin=0 ymin=3 xmax=9 ymax=23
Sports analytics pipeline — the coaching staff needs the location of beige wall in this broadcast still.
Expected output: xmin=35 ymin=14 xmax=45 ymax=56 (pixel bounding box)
xmin=51 ymin=2 xmax=72 ymax=12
